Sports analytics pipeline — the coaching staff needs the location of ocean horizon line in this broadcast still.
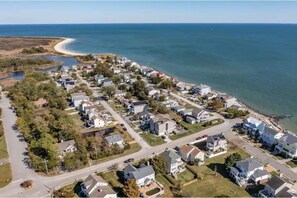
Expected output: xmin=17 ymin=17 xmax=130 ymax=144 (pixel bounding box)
xmin=1 ymin=22 xmax=297 ymax=26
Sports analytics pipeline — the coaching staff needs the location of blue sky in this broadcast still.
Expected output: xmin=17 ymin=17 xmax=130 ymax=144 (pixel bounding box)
xmin=0 ymin=1 xmax=296 ymax=24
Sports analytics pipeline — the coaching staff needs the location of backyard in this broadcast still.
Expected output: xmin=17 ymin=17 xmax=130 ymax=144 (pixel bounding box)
xmin=180 ymin=146 xmax=251 ymax=197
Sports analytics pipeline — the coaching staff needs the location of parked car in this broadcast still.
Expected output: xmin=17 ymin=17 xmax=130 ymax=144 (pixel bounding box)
xmin=124 ymin=158 xmax=134 ymax=163
xmin=202 ymin=135 xmax=208 ymax=138
xmin=20 ymin=180 xmax=33 ymax=189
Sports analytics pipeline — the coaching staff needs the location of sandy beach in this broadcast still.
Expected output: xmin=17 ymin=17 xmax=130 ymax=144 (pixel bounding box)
xmin=54 ymin=38 xmax=85 ymax=56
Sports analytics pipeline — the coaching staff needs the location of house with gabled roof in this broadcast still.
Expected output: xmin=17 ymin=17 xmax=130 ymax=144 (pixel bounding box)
xmin=123 ymin=164 xmax=155 ymax=187
xmin=150 ymin=114 xmax=176 ymax=136
xmin=56 ymin=140 xmax=77 ymax=158
xmin=160 ymin=150 xmax=184 ymax=175
xmin=244 ymin=116 xmax=266 ymax=136
xmin=259 ymin=176 xmax=297 ymax=198
xmin=230 ymin=157 xmax=270 ymax=186
xmin=71 ymin=92 xmax=90 ymax=107
xmin=179 ymin=145 xmax=204 ymax=165
xmin=260 ymin=126 xmax=284 ymax=148
xmin=192 ymin=107 xmax=209 ymax=122
xmin=79 ymin=175 xmax=117 ymax=198
xmin=275 ymin=134 xmax=297 ymax=158
xmin=105 ymin=134 xmax=124 ymax=148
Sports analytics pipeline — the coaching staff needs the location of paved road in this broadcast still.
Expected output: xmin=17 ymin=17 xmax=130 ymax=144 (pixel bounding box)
xmin=0 ymin=93 xmax=40 ymax=181
xmin=1 ymin=77 xmax=297 ymax=196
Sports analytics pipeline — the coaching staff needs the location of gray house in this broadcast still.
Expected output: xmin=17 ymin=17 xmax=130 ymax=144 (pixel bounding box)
xmin=123 ymin=164 xmax=155 ymax=187
xmin=105 ymin=134 xmax=124 ymax=148
xmin=102 ymin=79 xmax=113 ymax=87
xmin=150 ymin=114 xmax=176 ymax=136
xmin=160 ymin=150 xmax=184 ymax=175
xmin=128 ymin=101 xmax=148 ymax=114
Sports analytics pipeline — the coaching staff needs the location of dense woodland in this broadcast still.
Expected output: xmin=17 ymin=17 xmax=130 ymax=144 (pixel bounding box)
xmin=8 ymin=72 xmax=127 ymax=173
xmin=0 ymin=58 xmax=55 ymax=74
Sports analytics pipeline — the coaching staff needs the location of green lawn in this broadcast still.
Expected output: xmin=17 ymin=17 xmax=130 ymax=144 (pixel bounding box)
xmin=100 ymin=170 xmax=123 ymax=188
xmin=0 ymin=163 xmax=12 ymax=188
xmin=53 ymin=181 xmax=81 ymax=197
xmin=140 ymin=133 xmax=165 ymax=146
xmin=170 ymin=119 xmax=224 ymax=140
xmin=181 ymin=146 xmax=251 ymax=197
xmin=92 ymin=143 xmax=141 ymax=165
xmin=176 ymin=169 xmax=196 ymax=182
xmin=286 ymin=160 xmax=297 ymax=168
xmin=0 ymin=135 xmax=8 ymax=159
xmin=69 ymin=114 xmax=84 ymax=127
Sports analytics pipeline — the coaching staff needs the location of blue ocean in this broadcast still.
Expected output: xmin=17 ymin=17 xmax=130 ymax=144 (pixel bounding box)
xmin=0 ymin=24 xmax=296 ymax=131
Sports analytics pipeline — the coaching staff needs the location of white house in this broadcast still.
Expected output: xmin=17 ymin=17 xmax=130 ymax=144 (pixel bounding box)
xmin=275 ymin=134 xmax=297 ymax=158
xmin=206 ymin=133 xmax=228 ymax=152
xmin=105 ymin=134 xmax=124 ymax=148
xmin=123 ymin=164 xmax=155 ymax=187
xmin=230 ymin=158 xmax=270 ymax=186
xmin=192 ymin=107 xmax=209 ymax=122
xmin=96 ymin=75 xmax=105 ymax=86
xmin=79 ymin=175 xmax=117 ymax=198
xmin=88 ymin=114 xmax=105 ymax=128
xmin=176 ymin=82 xmax=192 ymax=93
xmin=260 ymin=126 xmax=284 ymax=148
xmin=244 ymin=116 xmax=266 ymax=136
xmin=259 ymin=176 xmax=297 ymax=198
xmin=56 ymin=140 xmax=77 ymax=158
xmin=160 ymin=150 xmax=184 ymax=175
xmin=179 ymin=145 xmax=204 ymax=165
xmin=71 ymin=92 xmax=90 ymax=107
xmin=80 ymin=100 xmax=94 ymax=112
xmin=193 ymin=84 xmax=211 ymax=96
xmin=219 ymin=94 xmax=238 ymax=108
xmin=147 ymin=87 xmax=160 ymax=97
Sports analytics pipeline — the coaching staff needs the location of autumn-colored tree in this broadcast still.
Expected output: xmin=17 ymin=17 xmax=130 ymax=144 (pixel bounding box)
xmin=123 ymin=179 xmax=140 ymax=197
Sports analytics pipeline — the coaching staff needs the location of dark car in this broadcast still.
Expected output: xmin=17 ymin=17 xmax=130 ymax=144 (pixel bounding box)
xmin=124 ymin=158 xmax=134 ymax=163
xmin=202 ymin=135 xmax=208 ymax=138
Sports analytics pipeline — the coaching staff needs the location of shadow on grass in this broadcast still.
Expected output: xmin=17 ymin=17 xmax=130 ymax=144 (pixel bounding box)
xmin=207 ymin=163 xmax=229 ymax=178
xmin=74 ymin=181 xmax=83 ymax=196
xmin=245 ymin=184 xmax=265 ymax=197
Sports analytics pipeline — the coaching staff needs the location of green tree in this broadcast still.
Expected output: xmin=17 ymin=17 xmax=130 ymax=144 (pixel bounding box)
xmin=210 ymin=98 xmax=224 ymax=111
xmin=150 ymin=155 xmax=166 ymax=174
xmin=123 ymin=179 xmax=140 ymax=197
xmin=102 ymin=85 xmax=116 ymax=99
xmin=159 ymin=79 xmax=173 ymax=89
xmin=224 ymin=153 xmax=242 ymax=169
xmin=112 ymin=75 xmax=122 ymax=85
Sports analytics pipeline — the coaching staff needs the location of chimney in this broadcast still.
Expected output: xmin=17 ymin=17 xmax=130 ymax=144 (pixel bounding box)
xmin=280 ymin=173 xmax=283 ymax=178
xmin=147 ymin=160 xmax=150 ymax=166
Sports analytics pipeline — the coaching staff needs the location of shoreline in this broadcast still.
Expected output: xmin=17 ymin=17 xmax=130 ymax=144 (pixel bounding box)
xmin=54 ymin=38 xmax=85 ymax=56
xmin=53 ymin=38 xmax=290 ymax=133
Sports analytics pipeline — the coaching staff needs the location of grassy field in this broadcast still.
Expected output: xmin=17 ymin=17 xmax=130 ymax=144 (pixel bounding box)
xmin=0 ymin=135 xmax=8 ymax=159
xmin=169 ymin=119 xmax=224 ymax=140
xmin=140 ymin=133 xmax=165 ymax=146
xmin=286 ymin=160 xmax=297 ymax=168
xmin=176 ymin=169 xmax=196 ymax=182
xmin=0 ymin=163 xmax=12 ymax=188
xmin=181 ymin=146 xmax=251 ymax=197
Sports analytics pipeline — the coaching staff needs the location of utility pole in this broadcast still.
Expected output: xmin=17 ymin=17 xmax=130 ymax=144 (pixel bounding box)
xmin=43 ymin=159 xmax=48 ymax=174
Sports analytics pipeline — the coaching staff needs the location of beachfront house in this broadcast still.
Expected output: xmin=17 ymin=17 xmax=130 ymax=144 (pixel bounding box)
xmin=260 ymin=126 xmax=284 ymax=148
xmin=219 ymin=94 xmax=238 ymax=108
xmin=192 ymin=107 xmax=209 ymax=122
xmin=71 ymin=92 xmax=90 ymax=107
xmin=176 ymin=82 xmax=192 ymax=93
xmin=179 ymin=145 xmax=205 ymax=165
xmin=243 ymin=116 xmax=266 ymax=137
xmin=258 ymin=176 xmax=297 ymax=198
xmin=160 ymin=150 xmax=184 ymax=175
xmin=229 ymin=158 xmax=270 ymax=186
xmin=123 ymin=164 xmax=155 ymax=187
xmin=193 ymin=84 xmax=211 ymax=96
xmin=79 ymin=175 xmax=117 ymax=198
xmin=150 ymin=114 xmax=176 ymax=136
xmin=275 ymin=134 xmax=297 ymax=158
